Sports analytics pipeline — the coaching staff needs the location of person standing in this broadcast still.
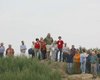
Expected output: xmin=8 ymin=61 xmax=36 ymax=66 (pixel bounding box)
xmin=6 ymin=44 xmax=14 ymax=57
xmin=62 ymin=43 xmax=69 ymax=62
xmin=34 ymin=38 xmax=41 ymax=59
xmin=50 ymin=41 xmax=57 ymax=61
xmin=44 ymin=33 xmax=53 ymax=60
xmin=73 ymin=49 xmax=80 ymax=74
xmin=56 ymin=36 xmax=64 ymax=62
xmin=86 ymin=50 xmax=92 ymax=73
xmin=70 ymin=45 xmax=76 ymax=57
xmin=90 ymin=51 xmax=98 ymax=79
xmin=20 ymin=41 xmax=27 ymax=57
xmin=0 ymin=43 xmax=5 ymax=57
xmin=66 ymin=50 xmax=73 ymax=74
xmin=97 ymin=51 xmax=100 ymax=74
xmin=80 ymin=49 xmax=88 ymax=74
xmin=40 ymin=37 xmax=46 ymax=59
xmin=28 ymin=41 xmax=35 ymax=58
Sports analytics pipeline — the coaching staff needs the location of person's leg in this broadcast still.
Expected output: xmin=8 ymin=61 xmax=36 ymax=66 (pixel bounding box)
xmin=43 ymin=50 xmax=46 ymax=59
xmin=73 ymin=62 xmax=76 ymax=74
xmin=67 ymin=63 xmax=70 ymax=74
xmin=91 ymin=64 xmax=95 ymax=78
xmin=94 ymin=64 xmax=97 ymax=78
xmin=0 ymin=53 xmax=3 ymax=58
xmin=85 ymin=62 xmax=91 ymax=73
xmin=46 ymin=45 xmax=50 ymax=60
xmin=70 ymin=63 xmax=73 ymax=74
xmin=41 ymin=50 xmax=43 ymax=59
xmin=75 ymin=62 xmax=80 ymax=74
xmin=59 ymin=48 xmax=62 ymax=62
xmin=89 ymin=63 xmax=91 ymax=73
xmin=52 ymin=51 xmax=55 ymax=61
xmin=39 ymin=50 xmax=42 ymax=60
xmin=66 ymin=63 xmax=68 ymax=73
xmin=83 ymin=61 xmax=86 ymax=73
xmin=86 ymin=62 xmax=88 ymax=73
xmin=81 ymin=63 xmax=84 ymax=73
xmin=63 ymin=53 xmax=65 ymax=62
xmin=63 ymin=52 xmax=67 ymax=62
xmin=34 ymin=49 xmax=37 ymax=57
xmin=56 ymin=49 xmax=59 ymax=61
xmin=36 ymin=49 xmax=40 ymax=59
xmin=99 ymin=64 xmax=100 ymax=73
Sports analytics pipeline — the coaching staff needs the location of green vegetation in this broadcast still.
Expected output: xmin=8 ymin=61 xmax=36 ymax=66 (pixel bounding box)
xmin=0 ymin=57 xmax=61 ymax=80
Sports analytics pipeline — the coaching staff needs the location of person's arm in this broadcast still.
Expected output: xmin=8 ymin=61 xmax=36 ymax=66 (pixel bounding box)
xmin=3 ymin=46 xmax=5 ymax=52
xmin=51 ymin=38 xmax=53 ymax=43
xmin=6 ymin=49 xmax=8 ymax=55
xmin=12 ymin=49 xmax=14 ymax=55
xmin=44 ymin=38 xmax=47 ymax=44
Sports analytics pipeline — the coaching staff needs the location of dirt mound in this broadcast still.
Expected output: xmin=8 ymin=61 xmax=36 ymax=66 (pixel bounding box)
xmin=68 ymin=74 xmax=100 ymax=80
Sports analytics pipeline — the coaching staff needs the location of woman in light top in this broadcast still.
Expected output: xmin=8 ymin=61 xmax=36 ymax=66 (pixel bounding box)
xmin=80 ymin=48 xmax=88 ymax=74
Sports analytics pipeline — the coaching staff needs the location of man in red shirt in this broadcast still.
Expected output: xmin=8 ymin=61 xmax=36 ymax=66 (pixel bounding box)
xmin=40 ymin=37 xmax=46 ymax=59
xmin=56 ymin=36 xmax=64 ymax=62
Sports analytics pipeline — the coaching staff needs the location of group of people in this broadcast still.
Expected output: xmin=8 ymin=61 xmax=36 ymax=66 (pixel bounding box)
xmin=66 ymin=48 xmax=100 ymax=79
xmin=28 ymin=33 xmax=65 ymax=62
xmin=0 ymin=33 xmax=100 ymax=79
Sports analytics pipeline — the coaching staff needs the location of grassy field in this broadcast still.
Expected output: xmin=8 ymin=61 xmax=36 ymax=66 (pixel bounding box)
xmin=0 ymin=57 xmax=61 ymax=80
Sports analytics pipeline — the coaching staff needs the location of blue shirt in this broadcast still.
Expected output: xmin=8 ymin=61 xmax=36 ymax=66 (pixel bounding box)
xmin=66 ymin=53 xmax=73 ymax=63
xmin=0 ymin=46 xmax=5 ymax=53
xmin=90 ymin=55 xmax=97 ymax=64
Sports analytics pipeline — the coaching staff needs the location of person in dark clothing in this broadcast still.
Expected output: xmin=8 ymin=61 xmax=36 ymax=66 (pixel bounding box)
xmin=66 ymin=51 xmax=73 ymax=74
xmin=97 ymin=51 xmax=100 ymax=73
xmin=70 ymin=45 xmax=76 ymax=57
xmin=86 ymin=50 xmax=92 ymax=73
xmin=28 ymin=48 xmax=35 ymax=58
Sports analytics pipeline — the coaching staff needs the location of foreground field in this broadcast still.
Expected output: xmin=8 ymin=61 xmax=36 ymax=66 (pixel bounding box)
xmin=0 ymin=57 xmax=100 ymax=80
xmin=0 ymin=57 xmax=61 ymax=80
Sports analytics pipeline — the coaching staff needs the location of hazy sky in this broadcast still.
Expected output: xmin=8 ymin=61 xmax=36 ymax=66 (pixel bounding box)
xmin=0 ymin=0 xmax=100 ymax=54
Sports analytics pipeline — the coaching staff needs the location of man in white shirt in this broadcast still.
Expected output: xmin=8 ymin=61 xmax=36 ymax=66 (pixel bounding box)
xmin=0 ymin=43 xmax=5 ymax=57
xmin=20 ymin=41 xmax=27 ymax=57
xmin=62 ymin=43 xmax=70 ymax=62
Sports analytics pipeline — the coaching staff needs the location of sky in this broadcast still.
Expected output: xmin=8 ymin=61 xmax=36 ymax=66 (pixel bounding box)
xmin=0 ymin=0 xmax=100 ymax=55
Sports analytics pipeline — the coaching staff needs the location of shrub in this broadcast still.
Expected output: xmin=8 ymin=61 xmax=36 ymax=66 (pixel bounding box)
xmin=0 ymin=57 xmax=61 ymax=80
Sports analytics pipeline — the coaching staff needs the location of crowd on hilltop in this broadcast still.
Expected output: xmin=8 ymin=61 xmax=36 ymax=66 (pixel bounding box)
xmin=0 ymin=33 xmax=100 ymax=79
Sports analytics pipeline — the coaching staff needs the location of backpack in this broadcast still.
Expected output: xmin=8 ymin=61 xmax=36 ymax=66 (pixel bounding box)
xmin=28 ymin=48 xmax=34 ymax=55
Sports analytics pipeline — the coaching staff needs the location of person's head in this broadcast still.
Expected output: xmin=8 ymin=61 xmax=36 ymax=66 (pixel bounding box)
xmin=82 ymin=48 xmax=86 ymax=53
xmin=76 ymin=49 xmax=80 ymax=54
xmin=58 ymin=36 xmax=61 ymax=40
xmin=94 ymin=50 xmax=97 ymax=54
xmin=47 ymin=33 xmax=51 ymax=38
xmin=64 ymin=43 xmax=67 ymax=47
xmin=72 ymin=45 xmax=75 ymax=48
xmin=87 ymin=50 xmax=91 ymax=55
xmin=92 ymin=51 xmax=95 ymax=55
xmin=40 ymin=37 xmax=43 ymax=41
xmin=98 ymin=51 xmax=100 ymax=54
xmin=8 ymin=44 xmax=12 ymax=48
xmin=32 ymin=41 xmax=35 ymax=45
xmin=21 ymin=41 xmax=24 ymax=45
xmin=36 ymin=38 xmax=39 ymax=42
xmin=0 ymin=43 xmax=4 ymax=46
xmin=54 ymin=40 xmax=57 ymax=44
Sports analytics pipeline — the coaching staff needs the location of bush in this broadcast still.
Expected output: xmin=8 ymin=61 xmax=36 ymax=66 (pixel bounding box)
xmin=0 ymin=57 xmax=61 ymax=80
